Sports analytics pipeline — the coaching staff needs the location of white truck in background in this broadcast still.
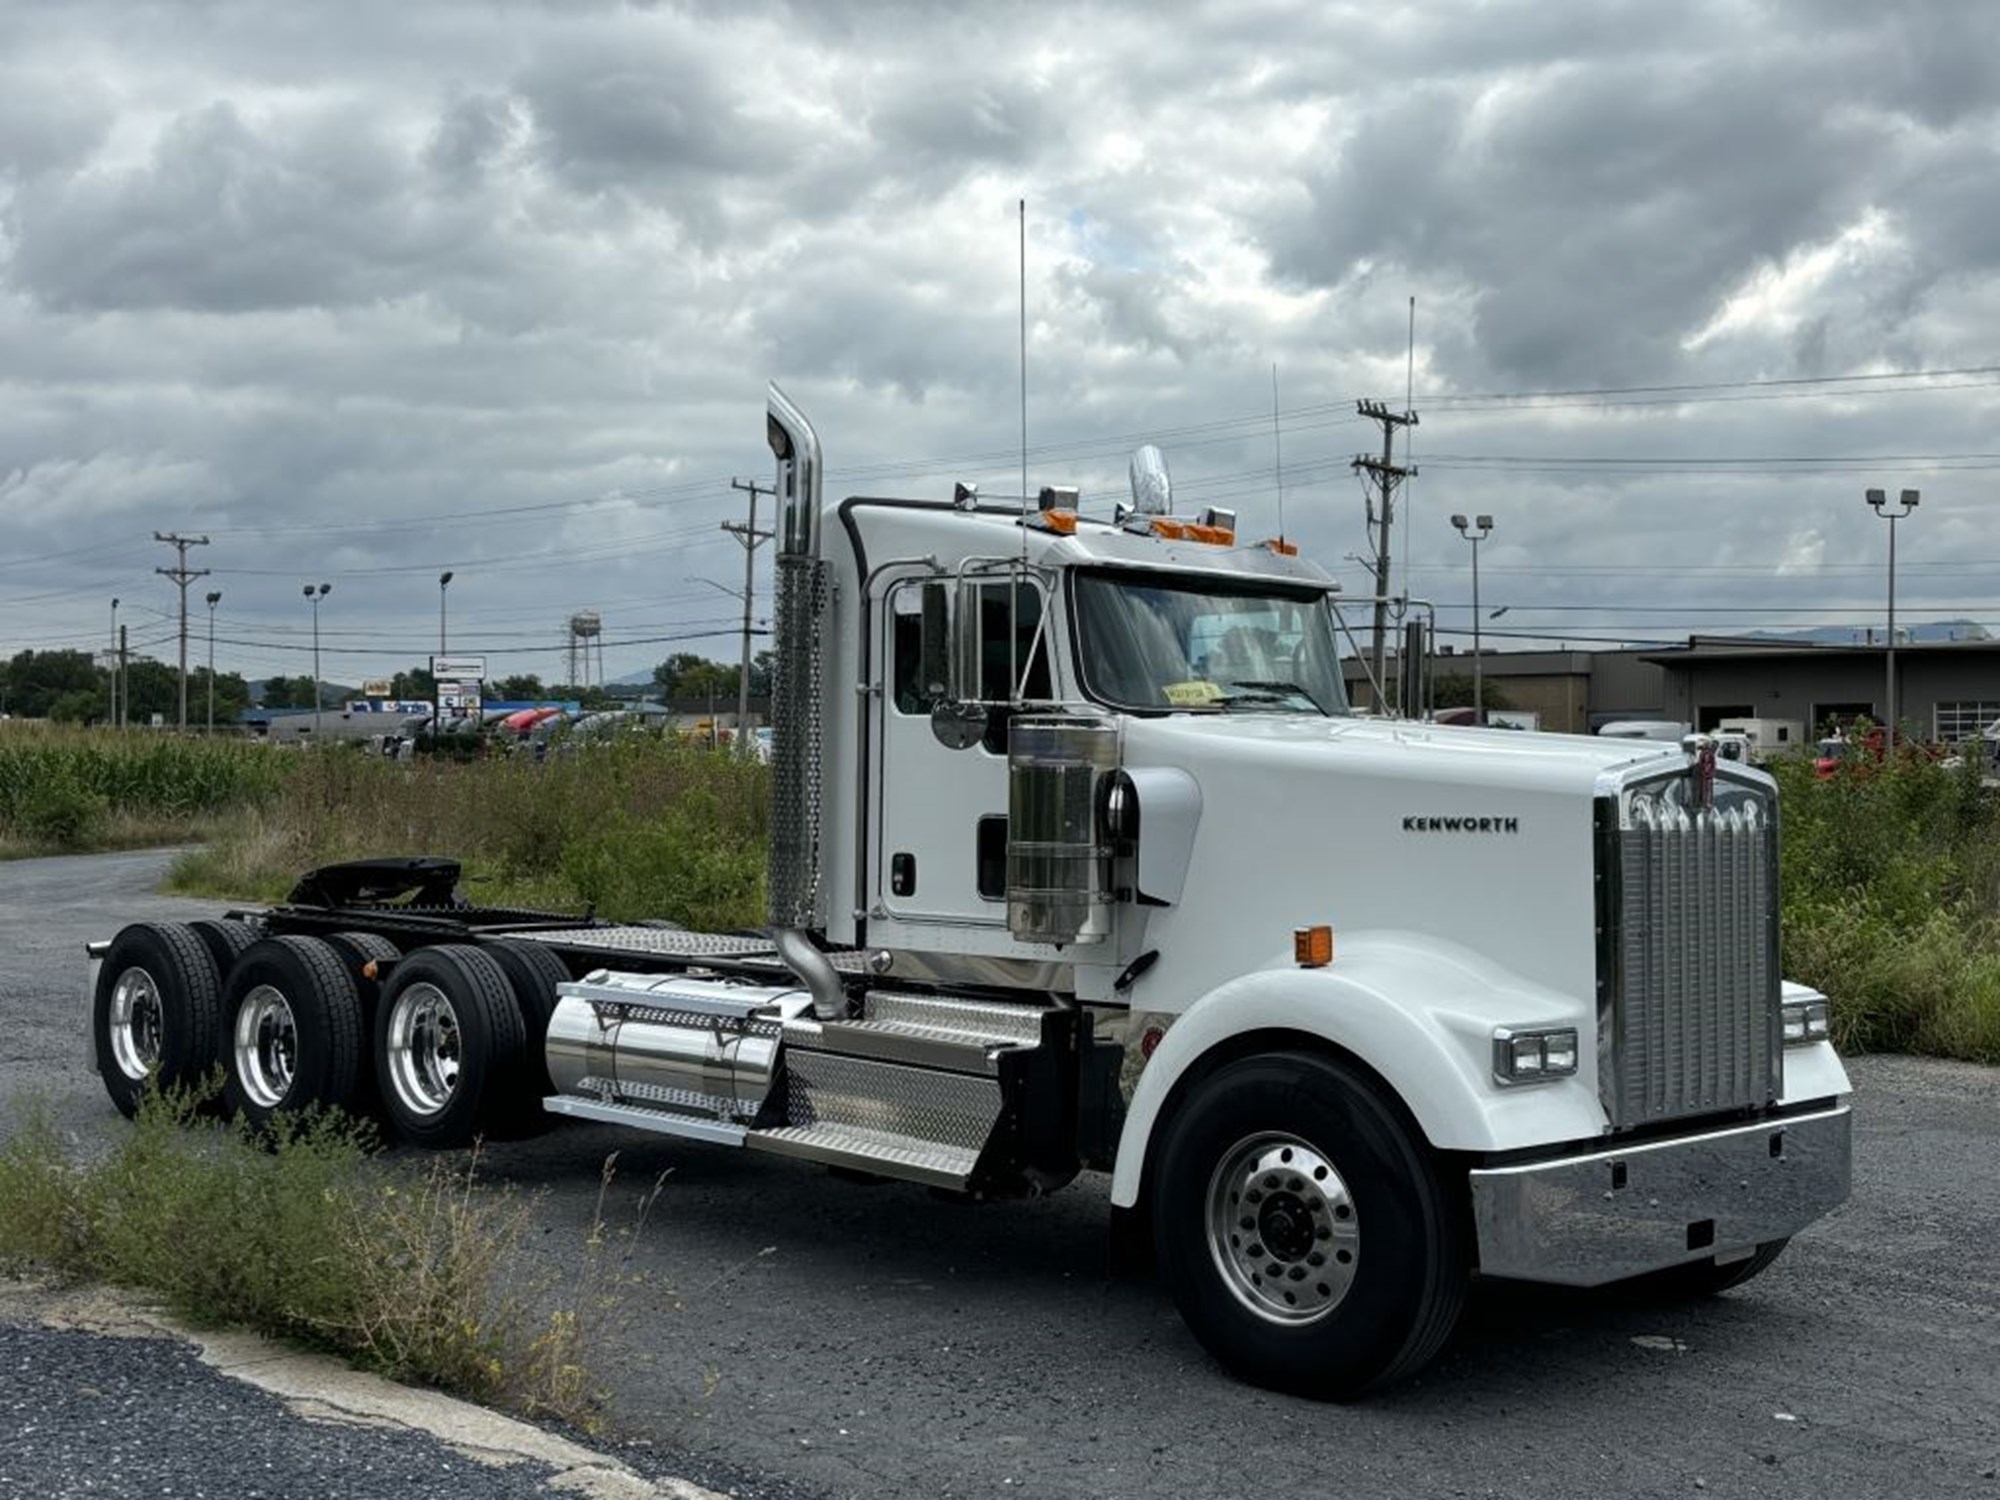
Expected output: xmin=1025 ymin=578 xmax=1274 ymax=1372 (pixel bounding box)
xmin=87 ymin=387 xmax=1852 ymax=1398
xmin=1716 ymin=717 xmax=1807 ymax=763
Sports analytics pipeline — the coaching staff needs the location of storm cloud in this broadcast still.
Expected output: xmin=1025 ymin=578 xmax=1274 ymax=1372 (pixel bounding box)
xmin=4 ymin=0 xmax=1999 ymax=689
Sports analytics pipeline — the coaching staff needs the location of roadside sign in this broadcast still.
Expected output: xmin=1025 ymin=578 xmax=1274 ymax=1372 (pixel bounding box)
xmin=430 ymin=655 xmax=487 ymax=680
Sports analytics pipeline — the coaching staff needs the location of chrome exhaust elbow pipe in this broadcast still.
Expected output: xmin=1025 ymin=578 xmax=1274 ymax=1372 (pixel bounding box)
xmin=773 ymin=925 xmax=846 ymax=1020
xmin=768 ymin=382 xmax=823 ymax=561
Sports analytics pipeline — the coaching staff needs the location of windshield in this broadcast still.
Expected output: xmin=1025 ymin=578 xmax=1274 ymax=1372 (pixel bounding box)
xmin=1071 ymin=570 xmax=1349 ymax=715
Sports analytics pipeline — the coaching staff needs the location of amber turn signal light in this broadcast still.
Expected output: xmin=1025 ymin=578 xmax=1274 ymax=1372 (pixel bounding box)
xmin=1294 ymin=925 xmax=1334 ymax=968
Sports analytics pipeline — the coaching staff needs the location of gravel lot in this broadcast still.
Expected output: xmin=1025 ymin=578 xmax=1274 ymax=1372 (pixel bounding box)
xmin=5 ymin=848 xmax=1998 ymax=1500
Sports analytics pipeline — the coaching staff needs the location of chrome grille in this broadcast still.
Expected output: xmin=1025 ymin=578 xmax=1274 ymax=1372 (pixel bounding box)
xmin=1599 ymin=784 xmax=1779 ymax=1127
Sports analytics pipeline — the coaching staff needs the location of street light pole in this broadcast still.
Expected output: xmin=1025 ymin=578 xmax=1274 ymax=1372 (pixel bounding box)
xmin=1866 ymin=488 xmax=1919 ymax=754
xmin=205 ymin=591 xmax=221 ymax=733
xmin=1451 ymin=514 xmax=1494 ymax=724
xmin=439 ymin=570 xmax=454 ymax=655
xmin=304 ymin=583 xmax=330 ymax=737
xmin=109 ymin=598 xmax=120 ymax=727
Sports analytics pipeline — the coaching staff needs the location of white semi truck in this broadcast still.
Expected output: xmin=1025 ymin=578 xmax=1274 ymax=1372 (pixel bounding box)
xmin=87 ymin=387 xmax=1851 ymax=1397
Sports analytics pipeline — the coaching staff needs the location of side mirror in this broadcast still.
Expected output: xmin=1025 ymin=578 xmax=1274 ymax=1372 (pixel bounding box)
xmin=922 ymin=577 xmax=988 ymax=750
xmin=920 ymin=581 xmax=953 ymax=702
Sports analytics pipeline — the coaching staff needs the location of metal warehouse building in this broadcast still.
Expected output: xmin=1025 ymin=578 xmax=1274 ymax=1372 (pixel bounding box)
xmin=1640 ymin=637 xmax=2000 ymax=741
xmin=1347 ymin=636 xmax=2000 ymax=741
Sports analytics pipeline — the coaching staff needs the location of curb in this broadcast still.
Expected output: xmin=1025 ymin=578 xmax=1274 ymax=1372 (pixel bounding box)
xmin=0 ymin=1280 xmax=725 ymax=1500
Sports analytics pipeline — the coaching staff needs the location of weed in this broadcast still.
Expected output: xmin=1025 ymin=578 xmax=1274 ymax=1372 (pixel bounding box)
xmin=0 ymin=1087 xmax=647 ymax=1429
xmin=1775 ymin=751 xmax=2000 ymax=1064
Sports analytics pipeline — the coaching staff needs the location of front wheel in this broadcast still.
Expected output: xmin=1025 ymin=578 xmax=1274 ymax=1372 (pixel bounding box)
xmin=1152 ymin=1053 xmax=1467 ymax=1398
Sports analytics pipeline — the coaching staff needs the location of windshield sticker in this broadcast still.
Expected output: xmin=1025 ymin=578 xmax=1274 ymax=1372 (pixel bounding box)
xmin=1163 ymin=679 xmax=1226 ymax=706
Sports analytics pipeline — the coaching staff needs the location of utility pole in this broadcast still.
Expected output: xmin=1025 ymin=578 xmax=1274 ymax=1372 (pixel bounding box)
xmin=154 ymin=532 xmax=211 ymax=731
xmin=1353 ymin=400 xmax=1418 ymax=712
xmin=205 ymin=591 xmax=222 ymax=733
xmin=117 ymin=625 xmax=128 ymax=727
xmin=109 ymin=598 xmax=120 ymax=727
xmin=725 ymin=478 xmax=776 ymax=746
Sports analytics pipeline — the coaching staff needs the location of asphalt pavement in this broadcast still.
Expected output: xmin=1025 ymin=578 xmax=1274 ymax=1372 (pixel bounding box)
xmin=4 ymin=848 xmax=1998 ymax=1500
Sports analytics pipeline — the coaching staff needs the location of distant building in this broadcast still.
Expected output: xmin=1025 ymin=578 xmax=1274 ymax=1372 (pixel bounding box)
xmin=1343 ymin=635 xmax=2000 ymax=742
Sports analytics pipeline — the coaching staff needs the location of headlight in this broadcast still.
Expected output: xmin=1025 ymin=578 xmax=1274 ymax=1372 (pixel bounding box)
xmin=1492 ymin=1026 xmax=1580 ymax=1085
xmin=1781 ymin=994 xmax=1831 ymax=1046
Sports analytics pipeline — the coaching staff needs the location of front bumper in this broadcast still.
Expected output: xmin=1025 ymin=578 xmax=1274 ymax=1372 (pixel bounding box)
xmin=1469 ymin=1103 xmax=1851 ymax=1286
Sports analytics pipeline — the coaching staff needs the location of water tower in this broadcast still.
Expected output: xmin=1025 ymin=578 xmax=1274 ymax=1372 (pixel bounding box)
xmin=567 ymin=610 xmax=603 ymax=689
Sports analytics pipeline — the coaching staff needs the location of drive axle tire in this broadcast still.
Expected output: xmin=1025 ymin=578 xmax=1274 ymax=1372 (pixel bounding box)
xmin=482 ymin=939 xmax=574 ymax=1135
xmin=92 ymin=922 xmax=223 ymax=1117
xmin=1152 ymin=1053 xmax=1467 ymax=1399
xmin=320 ymin=931 xmax=403 ymax=1116
xmin=220 ymin=936 xmax=365 ymax=1130
xmin=188 ymin=919 xmax=258 ymax=983
xmin=374 ymin=945 xmax=528 ymax=1149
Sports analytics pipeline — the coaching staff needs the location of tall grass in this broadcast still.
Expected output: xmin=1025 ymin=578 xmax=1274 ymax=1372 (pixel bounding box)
xmin=0 ymin=724 xmax=285 ymax=854
xmin=169 ymin=737 xmax=769 ymax=929
xmin=1774 ymin=750 xmax=2000 ymax=1063
xmin=0 ymin=1087 xmax=648 ymax=1429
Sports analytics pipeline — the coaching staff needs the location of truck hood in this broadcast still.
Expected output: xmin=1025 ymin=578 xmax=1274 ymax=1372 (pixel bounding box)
xmin=1122 ymin=713 xmax=1689 ymax=797
xmin=1115 ymin=714 xmax=1704 ymax=1005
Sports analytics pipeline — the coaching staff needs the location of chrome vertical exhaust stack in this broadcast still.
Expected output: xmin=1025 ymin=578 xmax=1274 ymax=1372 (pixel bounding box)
xmin=764 ymin=383 xmax=842 ymax=1018
xmin=767 ymin=383 xmax=823 ymax=560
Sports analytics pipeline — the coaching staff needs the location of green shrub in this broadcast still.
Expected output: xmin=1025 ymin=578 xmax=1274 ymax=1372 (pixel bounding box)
xmin=1775 ymin=750 xmax=2000 ymax=1063
xmin=0 ymin=1087 xmax=632 ymax=1428
xmin=14 ymin=768 xmax=110 ymax=845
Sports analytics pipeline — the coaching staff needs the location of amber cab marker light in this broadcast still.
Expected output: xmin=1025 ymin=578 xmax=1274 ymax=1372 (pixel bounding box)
xmin=1294 ymin=925 xmax=1334 ymax=968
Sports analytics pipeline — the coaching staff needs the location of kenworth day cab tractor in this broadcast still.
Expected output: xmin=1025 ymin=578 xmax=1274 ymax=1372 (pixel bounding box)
xmin=87 ymin=387 xmax=1852 ymax=1397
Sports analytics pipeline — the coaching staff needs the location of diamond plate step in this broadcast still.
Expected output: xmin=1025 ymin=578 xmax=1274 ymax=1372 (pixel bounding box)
xmin=750 ymin=1050 xmax=1004 ymax=1189
xmin=801 ymin=991 xmax=1057 ymax=1073
xmin=747 ymin=1123 xmax=981 ymax=1189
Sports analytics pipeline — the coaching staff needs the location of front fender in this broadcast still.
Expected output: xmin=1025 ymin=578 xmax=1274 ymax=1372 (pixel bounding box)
xmin=1108 ymin=931 xmax=1608 ymax=1208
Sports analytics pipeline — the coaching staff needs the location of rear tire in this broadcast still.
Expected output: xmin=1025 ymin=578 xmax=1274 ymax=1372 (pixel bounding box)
xmin=374 ymin=945 xmax=528 ymax=1149
xmin=1152 ymin=1053 xmax=1467 ymax=1399
xmin=220 ymin=936 xmax=365 ymax=1130
xmin=92 ymin=922 xmax=223 ymax=1118
xmin=482 ymin=939 xmax=573 ymax=1134
xmin=320 ymin=932 xmax=402 ymax=1116
xmin=187 ymin=919 xmax=258 ymax=983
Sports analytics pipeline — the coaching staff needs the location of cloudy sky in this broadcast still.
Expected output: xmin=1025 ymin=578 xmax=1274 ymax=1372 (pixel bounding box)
xmin=4 ymin=0 xmax=1998 ymax=693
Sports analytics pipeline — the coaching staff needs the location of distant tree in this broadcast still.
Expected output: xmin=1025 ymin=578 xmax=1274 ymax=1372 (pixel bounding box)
xmin=4 ymin=649 xmax=102 ymax=719
xmin=1432 ymin=673 xmax=1514 ymax=713
xmin=259 ymin=674 xmax=323 ymax=710
xmin=47 ymin=688 xmax=104 ymax=724
xmin=120 ymin=659 xmax=183 ymax=723
xmin=651 ymin=652 xmax=715 ymax=699
xmin=388 ymin=666 xmax=437 ymax=702
xmin=494 ymin=673 xmax=545 ymax=700
xmin=187 ymin=668 xmax=252 ymax=725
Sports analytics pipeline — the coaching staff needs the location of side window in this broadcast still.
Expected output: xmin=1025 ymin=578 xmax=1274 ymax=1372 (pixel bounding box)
xmin=977 ymin=581 xmax=1052 ymax=703
xmin=891 ymin=585 xmax=936 ymax=716
xmin=890 ymin=577 xmax=1052 ymax=717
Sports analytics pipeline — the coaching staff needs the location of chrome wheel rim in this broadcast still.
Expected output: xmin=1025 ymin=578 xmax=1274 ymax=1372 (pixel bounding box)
xmin=1206 ymin=1133 xmax=1359 ymax=1325
xmin=234 ymin=983 xmax=298 ymax=1109
xmin=108 ymin=967 xmax=164 ymax=1082
xmin=386 ymin=982 xmax=461 ymax=1116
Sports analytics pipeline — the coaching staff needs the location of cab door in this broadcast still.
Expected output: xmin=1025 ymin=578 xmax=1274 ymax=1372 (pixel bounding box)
xmin=871 ymin=571 xmax=1053 ymax=933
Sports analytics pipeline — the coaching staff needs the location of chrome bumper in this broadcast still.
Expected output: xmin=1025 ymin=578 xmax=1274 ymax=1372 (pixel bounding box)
xmin=1469 ymin=1104 xmax=1851 ymax=1286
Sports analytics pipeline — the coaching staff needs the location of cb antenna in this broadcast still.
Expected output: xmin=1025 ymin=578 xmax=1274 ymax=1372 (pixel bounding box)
xmin=1019 ymin=198 xmax=1029 ymax=519
xmin=1271 ymin=363 xmax=1285 ymax=545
